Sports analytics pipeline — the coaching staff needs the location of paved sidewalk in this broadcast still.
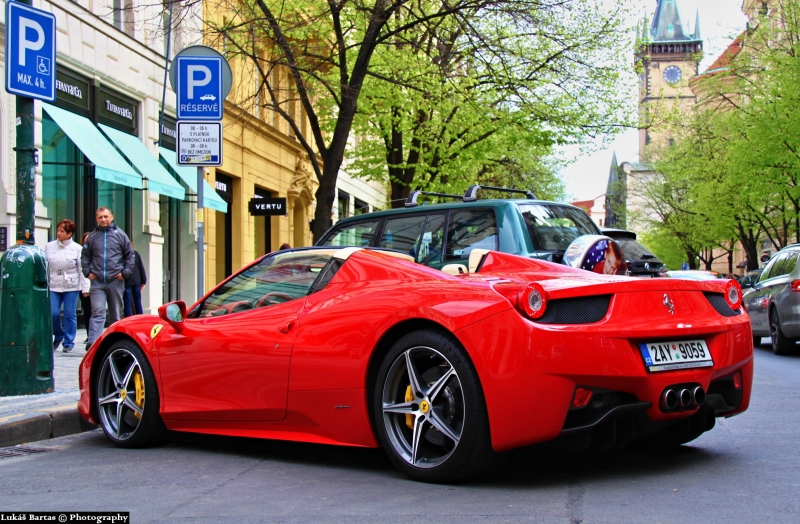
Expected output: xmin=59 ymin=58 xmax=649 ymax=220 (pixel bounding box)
xmin=0 ymin=330 xmax=97 ymax=447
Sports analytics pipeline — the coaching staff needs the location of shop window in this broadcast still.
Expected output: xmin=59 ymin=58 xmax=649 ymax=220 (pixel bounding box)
xmin=42 ymin=115 xmax=83 ymax=241
xmin=254 ymin=187 xmax=273 ymax=256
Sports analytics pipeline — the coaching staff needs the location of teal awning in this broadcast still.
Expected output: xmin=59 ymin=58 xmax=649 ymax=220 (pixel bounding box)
xmin=158 ymin=147 xmax=228 ymax=213
xmin=99 ymin=124 xmax=185 ymax=200
xmin=42 ymin=104 xmax=142 ymax=190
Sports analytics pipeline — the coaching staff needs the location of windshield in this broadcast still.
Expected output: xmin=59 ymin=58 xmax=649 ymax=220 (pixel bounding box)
xmin=615 ymin=239 xmax=658 ymax=260
xmin=517 ymin=204 xmax=599 ymax=251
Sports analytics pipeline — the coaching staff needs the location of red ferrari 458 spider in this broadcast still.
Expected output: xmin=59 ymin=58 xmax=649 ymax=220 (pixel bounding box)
xmin=78 ymin=246 xmax=753 ymax=482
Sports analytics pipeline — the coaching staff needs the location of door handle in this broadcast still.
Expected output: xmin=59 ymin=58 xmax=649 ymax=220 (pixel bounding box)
xmin=279 ymin=322 xmax=295 ymax=334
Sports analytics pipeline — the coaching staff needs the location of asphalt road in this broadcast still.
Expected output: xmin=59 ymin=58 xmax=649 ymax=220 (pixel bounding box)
xmin=1 ymin=341 xmax=798 ymax=523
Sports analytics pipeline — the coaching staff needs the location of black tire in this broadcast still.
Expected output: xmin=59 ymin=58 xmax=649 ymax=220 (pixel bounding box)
xmin=372 ymin=329 xmax=501 ymax=483
xmin=770 ymin=308 xmax=795 ymax=356
xmin=94 ymin=339 xmax=167 ymax=448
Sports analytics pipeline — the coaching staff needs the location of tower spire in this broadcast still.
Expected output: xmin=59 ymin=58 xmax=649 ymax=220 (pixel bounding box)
xmin=693 ymin=9 xmax=702 ymax=40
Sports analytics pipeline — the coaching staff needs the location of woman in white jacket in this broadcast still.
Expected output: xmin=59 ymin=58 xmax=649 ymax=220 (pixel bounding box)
xmin=45 ymin=219 xmax=90 ymax=352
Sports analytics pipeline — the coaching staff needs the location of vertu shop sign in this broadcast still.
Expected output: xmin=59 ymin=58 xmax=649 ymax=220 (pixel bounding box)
xmin=169 ymin=46 xmax=232 ymax=121
xmin=5 ymin=1 xmax=57 ymax=101
xmin=249 ymin=197 xmax=288 ymax=216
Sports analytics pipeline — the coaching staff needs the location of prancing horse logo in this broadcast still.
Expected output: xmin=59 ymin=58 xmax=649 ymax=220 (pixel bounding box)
xmin=663 ymin=294 xmax=675 ymax=315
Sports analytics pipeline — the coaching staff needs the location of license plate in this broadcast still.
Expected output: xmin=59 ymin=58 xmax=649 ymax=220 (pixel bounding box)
xmin=638 ymin=339 xmax=713 ymax=372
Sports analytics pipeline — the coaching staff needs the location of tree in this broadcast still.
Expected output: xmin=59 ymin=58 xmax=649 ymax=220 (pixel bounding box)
xmin=207 ymin=0 xmax=588 ymax=240
xmin=348 ymin=1 xmax=633 ymax=205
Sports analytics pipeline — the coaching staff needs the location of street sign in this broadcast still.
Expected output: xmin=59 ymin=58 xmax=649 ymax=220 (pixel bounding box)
xmin=5 ymin=1 xmax=56 ymax=101
xmin=177 ymin=121 xmax=223 ymax=166
xmin=176 ymin=56 xmax=224 ymax=120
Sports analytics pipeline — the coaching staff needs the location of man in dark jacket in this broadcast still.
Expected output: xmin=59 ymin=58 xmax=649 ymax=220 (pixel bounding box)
xmin=124 ymin=244 xmax=147 ymax=316
xmin=81 ymin=207 xmax=134 ymax=347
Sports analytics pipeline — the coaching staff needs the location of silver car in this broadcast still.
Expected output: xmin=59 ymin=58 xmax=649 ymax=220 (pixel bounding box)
xmin=743 ymin=247 xmax=800 ymax=355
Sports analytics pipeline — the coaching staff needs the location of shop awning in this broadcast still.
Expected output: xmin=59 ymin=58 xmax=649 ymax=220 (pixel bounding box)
xmin=158 ymin=147 xmax=228 ymax=213
xmin=42 ymin=104 xmax=142 ymax=190
xmin=100 ymin=124 xmax=185 ymax=200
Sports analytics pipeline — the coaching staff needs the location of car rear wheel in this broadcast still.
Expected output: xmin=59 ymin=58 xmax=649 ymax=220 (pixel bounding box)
xmin=373 ymin=330 xmax=500 ymax=483
xmin=95 ymin=340 xmax=166 ymax=447
xmin=770 ymin=308 xmax=795 ymax=356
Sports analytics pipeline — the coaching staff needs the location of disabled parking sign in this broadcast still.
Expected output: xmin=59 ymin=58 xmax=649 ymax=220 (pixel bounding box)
xmin=5 ymin=1 xmax=57 ymax=101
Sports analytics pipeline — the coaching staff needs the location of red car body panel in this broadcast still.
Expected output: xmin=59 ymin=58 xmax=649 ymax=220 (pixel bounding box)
xmin=79 ymin=249 xmax=753 ymax=453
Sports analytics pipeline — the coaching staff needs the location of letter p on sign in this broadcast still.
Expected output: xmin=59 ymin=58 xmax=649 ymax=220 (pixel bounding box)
xmin=187 ymin=65 xmax=211 ymax=99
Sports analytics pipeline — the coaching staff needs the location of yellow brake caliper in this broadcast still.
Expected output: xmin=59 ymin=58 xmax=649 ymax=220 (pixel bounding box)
xmin=133 ymin=370 xmax=145 ymax=419
xmin=405 ymin=385 xmax=414 ymax=429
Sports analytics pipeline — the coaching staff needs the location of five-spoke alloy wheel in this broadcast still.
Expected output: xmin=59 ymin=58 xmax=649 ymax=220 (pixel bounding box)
xmin=95 ymin=340 xmax=165 ymax=447
xmin=770 ymin=308 xmax=795 ymax=356
xmin=374 ymin=330 xmax=498 ymax=482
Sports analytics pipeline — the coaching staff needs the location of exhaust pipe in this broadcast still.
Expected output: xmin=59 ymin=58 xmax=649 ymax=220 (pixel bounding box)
xmin=678 ymin=389 xmax=692 ymax=408
xmin=661 ymin=389 xmax=678 ymax=411
xmin=692 ymin=386 xmax=706 ymax=407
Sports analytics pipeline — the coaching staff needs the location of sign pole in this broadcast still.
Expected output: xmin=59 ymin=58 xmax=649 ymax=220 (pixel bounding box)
xmin=1 ymin=0 xmax=57 ymax=395
xmin=197 ymin=167 xmax=204 ymax=301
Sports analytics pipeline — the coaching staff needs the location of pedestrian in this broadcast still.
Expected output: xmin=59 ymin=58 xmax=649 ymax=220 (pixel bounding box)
xmin=279 ymin=242 xmax=291 ymax=250
xmin=124 ymin=243 xmax=147 ymax=316
xmin=79 ymin=232 xmax=92 ymax=332
xmin=81 ymin=207 xmax=134 ymax=347
xmin=45 ymin=219 xmax=89 ymax=353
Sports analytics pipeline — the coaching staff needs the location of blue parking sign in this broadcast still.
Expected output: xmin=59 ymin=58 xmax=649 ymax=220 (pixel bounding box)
xmin=5 ymin=1 xmax=56 ymax=101
xmin=176 ymin=56 xmax=223 ymax=120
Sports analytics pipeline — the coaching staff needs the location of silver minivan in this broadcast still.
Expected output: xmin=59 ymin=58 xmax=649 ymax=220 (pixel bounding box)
xmin=744 ymin=247 xmax=800 ymax=355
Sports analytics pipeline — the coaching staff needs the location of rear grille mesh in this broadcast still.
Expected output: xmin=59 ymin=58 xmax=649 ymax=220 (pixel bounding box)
xmin=536 ymin=295 xmax=612 ymax=324
xmin=704 ymin=292 xmax=743 ymax=317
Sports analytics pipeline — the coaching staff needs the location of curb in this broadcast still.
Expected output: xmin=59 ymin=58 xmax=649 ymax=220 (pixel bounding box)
xmin=0 ymin=408 xmax=97 ymax=447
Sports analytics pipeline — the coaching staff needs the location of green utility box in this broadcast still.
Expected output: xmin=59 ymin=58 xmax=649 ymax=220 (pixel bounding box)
xmin=0 ymin=244 xmax=54 ymax=396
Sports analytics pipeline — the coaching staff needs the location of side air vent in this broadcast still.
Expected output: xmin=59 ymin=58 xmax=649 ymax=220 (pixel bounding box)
xmin=536 ymin=295 xmax=612 ymax=324
xmin=704 ymin=292 xmax=743 ymax=317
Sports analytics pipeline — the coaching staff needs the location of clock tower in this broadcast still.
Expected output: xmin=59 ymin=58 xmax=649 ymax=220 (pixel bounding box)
xmin=636 ymin=0 xmax=703 ymax=160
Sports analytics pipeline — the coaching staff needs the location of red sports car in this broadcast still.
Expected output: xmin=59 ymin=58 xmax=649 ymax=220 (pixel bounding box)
xmin=78 ymin=246 xmax=753 ymax=482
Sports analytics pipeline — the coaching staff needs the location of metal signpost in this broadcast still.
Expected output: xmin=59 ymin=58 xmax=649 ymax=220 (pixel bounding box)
xmin=1 ymin=0 xmax=56 ymax=395
xmin=169 ymin=46 xmax=232 ymax=300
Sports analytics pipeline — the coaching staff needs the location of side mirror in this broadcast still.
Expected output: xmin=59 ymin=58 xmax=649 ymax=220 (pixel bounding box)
xmin=158 ymin=300 xmax=187 ymax=332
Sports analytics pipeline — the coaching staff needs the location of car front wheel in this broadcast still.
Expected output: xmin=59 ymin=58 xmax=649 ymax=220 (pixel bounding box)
xmin=95 ymin=340 xmax=166 ymax=447
xmin=373 ymin=330 xmax=500 ymax=482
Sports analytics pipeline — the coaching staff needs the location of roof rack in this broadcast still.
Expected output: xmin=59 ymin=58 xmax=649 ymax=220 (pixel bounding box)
xmin=405 ymin=189 xmax=463 ymax=208
xmin=462 ymin=185 xmax=536 ymax=202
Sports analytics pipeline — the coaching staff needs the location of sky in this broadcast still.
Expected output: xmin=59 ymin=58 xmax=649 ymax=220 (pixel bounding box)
xmin=559 ymin=0 xmax=749 ymax=203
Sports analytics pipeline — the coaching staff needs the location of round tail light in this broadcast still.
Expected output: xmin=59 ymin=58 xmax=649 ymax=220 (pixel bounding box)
xmin=518 ymin=282 xmax=548 ymax=319
xmin=724 ymin=280 xmax=742 ymax=310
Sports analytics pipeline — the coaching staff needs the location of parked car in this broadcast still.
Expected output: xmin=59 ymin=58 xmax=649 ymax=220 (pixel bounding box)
xmin=317 ymin=185 xmax=625 ymax=274
xmin=79 ymin=246 xmax=752 ymax=482
xmin=601 ymin=228 xmax=666 ymax=277
xmin=665 ymin=270 xmax=725 ymax=281
xmin=743 ymin=245 xmax=800 ymax=355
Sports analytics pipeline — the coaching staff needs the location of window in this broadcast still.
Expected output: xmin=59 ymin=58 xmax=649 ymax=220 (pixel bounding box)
xmin=322 ymin=219 xmax=380 ymax=247
xmin=784 ymin=252 xmax=799 ymax=276
xmin=759 ymin=254 xmax=787 ymax=282
xmin=196 ymin=251 xmax=333 ymax=317
xmin=518 ymin=204 xmax=597 ymax=251
xmin=417 ymin=213 xmax=446 ymax=268
xmin=380 ymin=215 xmax=427 ymax=256
xmin=338 ymin=191 xmax=350 ymax=220
xmin=354 ymin=198 xmax=369 ymax=215
xmin=445 ymin=209 xmax=498 ymax=262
